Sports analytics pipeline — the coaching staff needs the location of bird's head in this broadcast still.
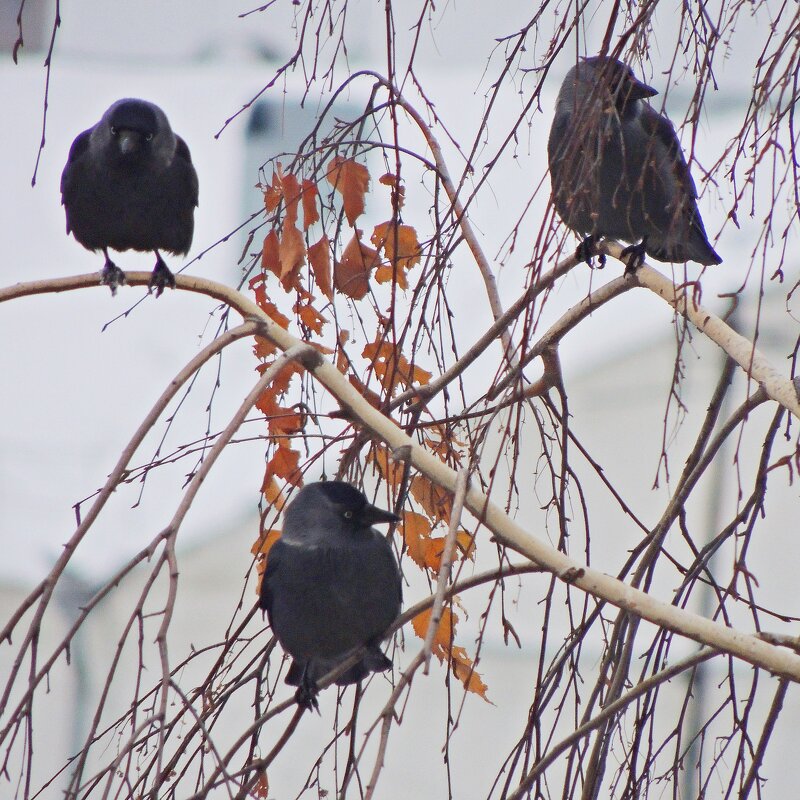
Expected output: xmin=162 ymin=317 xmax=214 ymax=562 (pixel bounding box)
xmin=99 ymin=99 xmax=175 ymax=161
xmin=281 ymin=481 xmax=399 ymax=545
xmin=581 ymin=56 xmax=657 ymax=112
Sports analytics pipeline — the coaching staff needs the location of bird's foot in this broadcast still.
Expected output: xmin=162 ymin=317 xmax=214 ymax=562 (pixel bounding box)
xmin=100 ymin=258 xmax=126 ymax=296
xmin=149 ymin=254 xmax=176 ymax=298
xmin=295 ymin=680 xmax=320 ymax=713
xmin=575 ymin=235 xmax=606 ymax=269
xmin=620 ymin=241 xmax=647 ymax=274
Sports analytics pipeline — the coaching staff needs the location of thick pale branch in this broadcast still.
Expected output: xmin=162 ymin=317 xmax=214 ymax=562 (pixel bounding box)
xmin=4 ymin=273 xmax=800 ymax=685
xmin=604 ymin=243 xmax=800 ymax=419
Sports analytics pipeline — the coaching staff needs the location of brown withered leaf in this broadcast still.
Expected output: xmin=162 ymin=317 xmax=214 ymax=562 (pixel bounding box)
xmin=327 ymin=156 xmax=369 ymax=226
xmin=410 ymin=475 xmax=453 ymax=524
xmin=280 ymin=171 xmax=301 ymax=227
xmin=263 ymin=173 xmax=282 ymax=213
xmin=379 ymin=172 xmax=405 ymax=210
xmin=368 ymin=446 xmax=406 ymax=489
xmin=279 ymin=223 xmax=305 ymax=282
xmin=261 ymin=230 xmax=280 ymax=276
xmin=400 ymin=512 xmax=437 ymax=571
xmin=308 ymin=236 xmax=333 ymax=301
xmin=268 ymin=444 xmax=302 ymax=486
xmin=260 ymin=474 xmax=287 ymax=511
xmin=268 ymin=360 xmax=304 ymax=395
xmin=371 ymin=222 xmax=421 ymax=273
xmin=334 ymin=232 xmax=380 ymax=300
xmin=302 ymin=178 xmax=320 ymax=229
xmin=451 ymin=645 xmax=490 ymax=700
xmin=362 ymin=338 xmax=432 ymax=393
xmin=374 ymin=263 xmax=408 ymax=289
xmin=401 ymin=514 xmax=474 ymax=572
xmin=412 ymin=606 xmax=457 ymax=661
xmin=251 ymin=528 xmax=282 ymax=558
xmin=253 ymin=335 xmax=277 ymax=360
xmin=256 ymin=381 xmax=305 ymax=434
xmin=296 ymin=302 xmax=328 ymax=335
xmin=259 ymin=301 xmax=290 ymax=330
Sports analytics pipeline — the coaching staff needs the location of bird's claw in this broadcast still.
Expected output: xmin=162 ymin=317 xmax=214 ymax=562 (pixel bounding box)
xmin=620 ymin=241 xmax=647 ymax=274
xmin=295 ymin=681 xmax=320 ymax=713
xmin=101 ymin=261 xmax=126 ymax=296
xmin=149 ymin=256 xmax=176 ymax=298
xmin=575 ymin=235 xmax=606 ymax=269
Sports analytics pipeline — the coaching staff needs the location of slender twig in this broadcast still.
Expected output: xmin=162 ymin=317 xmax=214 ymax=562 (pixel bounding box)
xmin=422 ymin=466 xmax=470 ymax=672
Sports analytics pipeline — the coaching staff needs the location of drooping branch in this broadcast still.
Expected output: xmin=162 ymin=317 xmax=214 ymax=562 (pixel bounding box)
xmin=3 ymin=271 xmax=800 ymax=683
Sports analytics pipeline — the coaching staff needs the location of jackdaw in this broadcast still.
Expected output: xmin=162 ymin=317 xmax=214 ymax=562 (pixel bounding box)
xmin=61 ymin=98 xmax=198 ymax=295
xmin=548 ymin=56 xmax=721 ymax=270
xmin=259 ymin=481 xmax=402 ymax=710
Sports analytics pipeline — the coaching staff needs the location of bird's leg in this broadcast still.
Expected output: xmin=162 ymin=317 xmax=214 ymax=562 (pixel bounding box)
xmin=620 ymin=239 xmax=647 ymax=274
xmin=100 ymin=249 xmax=126 ymax=295
xmin=149 ymin=251 xmax=176 ymax=297
xmin=295 ymin=666 xmax=320 ymax=713
xmin=575 ymin=235 xmax=606 ymax=269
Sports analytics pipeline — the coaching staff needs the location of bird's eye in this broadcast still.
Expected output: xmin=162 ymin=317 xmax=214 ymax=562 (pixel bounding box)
xmin=343 ymin=510 xmax=354 ymax=520
xmin=110 ymin=126 xmax=118 ymax=136
xmin=145 ymin=133 xmax=153 ymax=142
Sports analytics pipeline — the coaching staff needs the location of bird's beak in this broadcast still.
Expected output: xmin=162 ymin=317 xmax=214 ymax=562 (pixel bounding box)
xmin=628 ymin=79 xmax=658 ymax=100
xmin=361 ymin=504 xmax=400 ymax=526
xmin=117 ymin=130 xmax=141 ymax=155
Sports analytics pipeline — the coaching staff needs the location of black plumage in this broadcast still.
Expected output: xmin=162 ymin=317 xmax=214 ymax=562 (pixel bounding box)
xmin=259 ymin=481 xmax=402 ymax=710
xmin=61 ymin=98 xmax=198 ymax=295
xmin=548 ymin=56 xmax=721 ymax=270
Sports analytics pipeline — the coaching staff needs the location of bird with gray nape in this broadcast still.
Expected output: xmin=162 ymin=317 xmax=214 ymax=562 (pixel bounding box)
xmin=259 ymin=481 xmax=402 ymax=711
xmin=61 ymin=98 xmax=198 ymax=296
xmin=548 ymin=56 xmax=721 ymax=271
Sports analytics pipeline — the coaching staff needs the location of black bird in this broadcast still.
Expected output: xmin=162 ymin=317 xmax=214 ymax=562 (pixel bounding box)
xmin=259 ymin=481 xmax=402 ymax=711
xmin=61 ymin=99 xmax=198 ymax=295
xmin=548 ymin=56 xmax=721 ymax=270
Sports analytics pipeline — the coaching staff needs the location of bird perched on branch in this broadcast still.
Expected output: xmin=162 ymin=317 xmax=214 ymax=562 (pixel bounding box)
xmin=547 ymin=56 xmax=721 ymax=271
xmin=61 ymin=98 xmax=198 ymax=296
xmin=259 ymin=481 xmax=402 ymax=711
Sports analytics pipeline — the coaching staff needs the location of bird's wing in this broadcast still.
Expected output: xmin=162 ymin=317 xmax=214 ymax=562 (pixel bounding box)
xmin=60 ymin=129 xmax=93 ymax=214
xmin=175 ymin=136 xmax=199 ymax=207
xmin=638 ymin=105 xmax=698 ymax=200
xmin=258 ymin=538 xmax=287 ymax=617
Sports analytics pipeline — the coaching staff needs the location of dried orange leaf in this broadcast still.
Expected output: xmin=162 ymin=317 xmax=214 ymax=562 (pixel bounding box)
xmin=253 ymin=335 xmax=277 ymax=360
xmin=379 ymin=172 xmax=405 ymax=210
xmin=410 ymin=475 xmax=453 ymax=524
xmin=451 ymin=645 xmax=490 ymax=700
xmin=362 ymin=337 xmax=432 ymax=393
xmin=371 ymin=222 xmax=421 ymax=272
xmin=334 ymin=233 xmax=380 ymax=300
xmin=251 ymin=528 xmax=281 ymax=557
xmin=263 ymin=173 xmax=282 ymax=213
xmin=261 ymin=475 xmax=287 ymax=511
xmin=302 ymin=178 xmax=320 ymax=229
xmin=279 ymin=223 xmax=305 ymax=281
xmin=327 ymin=156 xmax=369 ymax=225
xmin=296 ymin=303 xmax=328 ymax=335
xmin=374 ymin=263 xmax=409 ymax=289
xmin=260 ymin=301 xmax=290 ymax=330
xmin=368 ymin=446 xmax=405 ymax=488
xmin=400 ymin=511 xmax=435 ymax=570
xmin=280 ymin=172 xmax=301 ymax=227
xmin=308 ymin=236 xmax=333 ymax=301
xmin=268 ymin=445 xmax=302 ymax=486
xmin=261 ymin=229 xmax=280 ymax=276
xmin=412 ymin=606 xmax=457 ymax=661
